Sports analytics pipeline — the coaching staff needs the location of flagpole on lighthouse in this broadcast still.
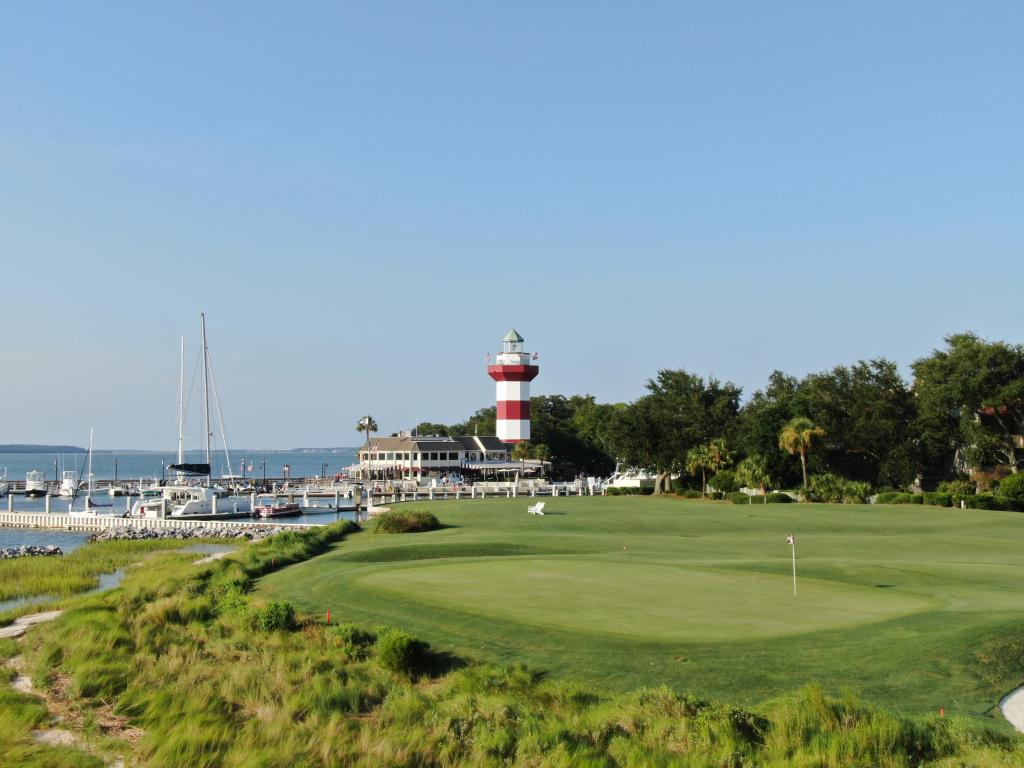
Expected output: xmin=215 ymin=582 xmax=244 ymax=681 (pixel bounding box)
xmin=787 ymin=534 xmax=797 ymax=596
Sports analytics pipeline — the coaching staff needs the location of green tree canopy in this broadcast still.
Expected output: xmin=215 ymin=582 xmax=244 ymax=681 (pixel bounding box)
xmin=913 ymin=333 xmax=1024 ymax=474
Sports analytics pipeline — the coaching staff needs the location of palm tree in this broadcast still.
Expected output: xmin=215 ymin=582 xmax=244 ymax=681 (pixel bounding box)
xmin=778 ymin=416 xmax=826 ymax=490
xmin=511 ymin=441 xmax=532 ymax=477
xmin=531 ymin=443 xmax=550 ymax=477
xmin=685 ymin=444 xmax=712 ymax=496
xmin=686 ymin=439 xmax=733 ymax=496
xmin=356 ymin=415 xmax=378 ymax=479
xmin=736 ymin=454 xmax=772 ymax=494
xmin=705 ymin=438 xmax=733 ymax=481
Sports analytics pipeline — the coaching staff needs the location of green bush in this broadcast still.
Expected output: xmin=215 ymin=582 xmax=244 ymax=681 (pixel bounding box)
xmin=879 ymin=492 xmax=916 ymax=504
xmin=706 ymin=491 xmax=724 ymax=500
xmin=808 ymin=473 xmax=871 ymax=504
xmin=727 ymin=492 xmax=752 ymax=505
xmin=938 ymin=478 xmax=975 ymax=497
xmin=922 ymin=492 xmax=953 ymax=507
xmin=910 ymin=494 xmax=924 ymax=504
xmin=375 ymin=510 xmax=441 ymax=534
xmin=765 ymin=492 xmax=791 ymax=504
xmin=965 ymin=494 xmax=1010 ymax=511
xmin=996 ymin=473 xmax=1024 ymax=504
xmin=330 ymin=622 xmax=374 ymax=660
xmin=607 ymin=486 xmax=653 ymax=496
xmin=374 ymin=626 xmax=431 ymax=674
xmin=709 ymin=470 xmax=739 ymax=494
xmin=247 ymin=601 xmax=298 ymax=633
xmin=678 ymin=489 xmax=703 ymax=499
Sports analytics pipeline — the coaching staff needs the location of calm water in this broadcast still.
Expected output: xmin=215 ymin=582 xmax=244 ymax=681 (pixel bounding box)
xmin=0 ymin=448 xmax=358 ymax=484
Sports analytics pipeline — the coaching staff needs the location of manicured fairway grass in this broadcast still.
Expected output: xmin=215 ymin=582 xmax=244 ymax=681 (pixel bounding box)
xmin=259 ymin=496 xmax=1024 ymax=719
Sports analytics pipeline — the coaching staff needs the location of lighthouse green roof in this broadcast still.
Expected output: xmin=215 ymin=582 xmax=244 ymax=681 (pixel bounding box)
xmin=503 ymin=329 xmax=524 ymax=343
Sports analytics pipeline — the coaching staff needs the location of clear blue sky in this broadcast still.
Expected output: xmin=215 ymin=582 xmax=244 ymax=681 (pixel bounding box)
xmin=1 ymin=2 xmax=1021 ymax=449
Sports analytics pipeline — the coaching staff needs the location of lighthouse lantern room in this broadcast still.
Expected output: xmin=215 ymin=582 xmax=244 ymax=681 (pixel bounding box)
xmin=487 ymin=329 xmax=539 ymax=443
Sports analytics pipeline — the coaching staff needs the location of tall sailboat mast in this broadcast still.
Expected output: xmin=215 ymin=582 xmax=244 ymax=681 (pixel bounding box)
xmin=201 ymin=313 xmax=212 ymax=485
xmin=86 ymin=428 xmax=94 ymax=506
xmin=176 ymin=336 xmax=185 ymax=481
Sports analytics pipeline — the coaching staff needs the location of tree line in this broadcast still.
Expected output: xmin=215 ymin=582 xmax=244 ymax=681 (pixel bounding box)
xmin=411 ymin=332 xmax=1023 ymax=492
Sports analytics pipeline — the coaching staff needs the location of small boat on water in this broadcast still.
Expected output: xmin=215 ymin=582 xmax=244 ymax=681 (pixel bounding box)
xmin=57 ymin=470 xmax=78 ymax=497
xmin=70 ymin=430 xmax=120 ymax=518
xmin=24 ymin=470 xmax=47 ymax=498
xmin=131 ymin=485 xmax=252 ymax=520
xmin=107 ymin=485 xmax=127 ymax=497
xmin=0 ymin=468 xmax=9 ymax=497
xmin=254 ymin=501 xmax=302 ymax=519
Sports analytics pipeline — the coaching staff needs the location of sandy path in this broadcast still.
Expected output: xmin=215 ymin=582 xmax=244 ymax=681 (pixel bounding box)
xmin=0 ymin=610 xmax=63 ymax=639
xmin=193 ymin=550 xmax=236 ymax=565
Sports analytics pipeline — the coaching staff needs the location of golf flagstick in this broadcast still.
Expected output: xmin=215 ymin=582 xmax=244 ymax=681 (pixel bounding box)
xmin=786 ymin=534 xmax=796 ymax=596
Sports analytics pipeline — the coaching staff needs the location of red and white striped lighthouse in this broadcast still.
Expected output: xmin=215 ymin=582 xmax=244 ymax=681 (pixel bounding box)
xmin=487 ymin=329 xmax=539 ymax=443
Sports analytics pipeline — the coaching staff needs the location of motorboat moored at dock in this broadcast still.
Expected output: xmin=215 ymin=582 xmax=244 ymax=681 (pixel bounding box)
xmin=131 ymin=485 xmax=252 ymax=520
xmin=24 ymin=471 xmax=47 ymax=498
xmin=254 ymin=500 xmax=302 ymax=518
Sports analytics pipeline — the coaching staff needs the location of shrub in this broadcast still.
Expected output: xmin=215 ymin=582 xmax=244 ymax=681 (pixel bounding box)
xmin=765 ymin=492 xmax=791 ymax=504
xmin=879 ymin=493 xmax=917 ymax=505
xmin=965 ymin=494 xmax=1010 ymax=511
xmin=727 ymin=492 xmax=752 ymax=505
xmin=910 ymin=494 xmax=924 ymax=504
xmin=808 ymin=473 xmax=871 ymax=504
xmin=330 ymin=622 xmax=374 ymax=660
xmin=709 ymin=470 xmax=739 ymax=494
xmin=938 ymin=478 xmax=975 ymax=497
xmin=375 ymin=510 xmax=441 ymax=534
xmin=678 ymin=489 xmax=703 ymax=499
xmin=996 ymin=473 xmax=1024 ymax=504
xmin=707 ymin=491 xmax=724 ymax=500
xmin=922 ymin=492 xmax=953 ymax=507
xmin=607 ymin=486 xmax=653 ymax=496
xmin=247 ymin=601 xmax=298 ymax=633
xmin=374 ymin=626 xmax=431 ymax=674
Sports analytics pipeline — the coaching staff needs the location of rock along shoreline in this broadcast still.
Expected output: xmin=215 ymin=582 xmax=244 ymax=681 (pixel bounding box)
xmin=0 ymin=545 xmax=64 ymax=560
xmin=89 ymin=525 xmax=292 ymax=543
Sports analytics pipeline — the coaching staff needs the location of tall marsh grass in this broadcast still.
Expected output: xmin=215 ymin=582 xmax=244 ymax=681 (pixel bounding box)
xmin=0 ymin=538 xmax=196 ymax=602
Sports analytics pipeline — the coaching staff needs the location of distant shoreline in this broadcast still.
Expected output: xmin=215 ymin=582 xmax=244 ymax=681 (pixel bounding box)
xmin=0 ymin=446 xmax=357 ymax=454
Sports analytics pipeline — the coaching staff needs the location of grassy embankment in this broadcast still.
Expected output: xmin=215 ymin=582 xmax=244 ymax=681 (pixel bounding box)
xmin=0 ymin=506 xmax=1022 ymax=765
xmin=262 ymin=496 xmax=1024 ymax=716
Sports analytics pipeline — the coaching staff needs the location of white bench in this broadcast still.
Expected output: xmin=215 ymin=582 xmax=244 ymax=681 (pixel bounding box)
xmin=527 ymin=501 xmax=545 ymax=516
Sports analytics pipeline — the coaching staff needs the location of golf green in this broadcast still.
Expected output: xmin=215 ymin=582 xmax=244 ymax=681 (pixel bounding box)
xmin=358 ymin=558 xmax=933 ymax=641
xmin=259 ymin=496 xmax=1024 ymax=716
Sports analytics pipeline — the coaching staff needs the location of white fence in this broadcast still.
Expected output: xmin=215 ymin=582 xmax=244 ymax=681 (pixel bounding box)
xmin=0 ymin=513 xmax=322 ymax=532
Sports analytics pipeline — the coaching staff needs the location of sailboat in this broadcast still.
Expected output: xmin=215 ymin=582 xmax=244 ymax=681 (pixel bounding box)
xmin=131 ymin=314 xmax=253 ymax=521
xmin=69 ymin=430 xmax=117 ymax=517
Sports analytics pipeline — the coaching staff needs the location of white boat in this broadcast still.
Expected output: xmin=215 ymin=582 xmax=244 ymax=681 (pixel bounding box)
xmin=132 ymin=484 xmax=252 ymax=520
xmin=24 ymin=470 xmax=47 ymax=498
xmin=70 ymin=430 xmax=119 ymax=518
xmin=57 ymin=470 xmax=78 ymax=497
xmin=107 ymin=485 xmax=127 ymax=497
xmin=129 ymin=314 xmax=250 ymax=521
xmin=0 ymin=467 xmax=9 ymax=497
